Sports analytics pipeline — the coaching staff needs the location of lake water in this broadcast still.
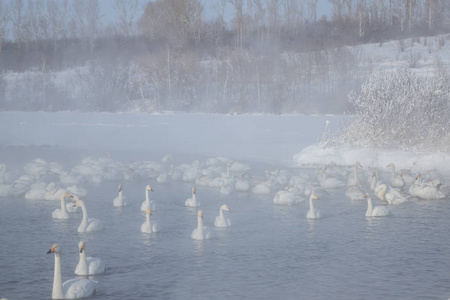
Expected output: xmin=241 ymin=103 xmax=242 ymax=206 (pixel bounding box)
xmin=0 ymin=113 xmax=449 ymax=300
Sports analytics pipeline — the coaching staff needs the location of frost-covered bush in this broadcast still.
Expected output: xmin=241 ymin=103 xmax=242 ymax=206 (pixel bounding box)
xmin=324 ymin=70 xmax=450 ymax=151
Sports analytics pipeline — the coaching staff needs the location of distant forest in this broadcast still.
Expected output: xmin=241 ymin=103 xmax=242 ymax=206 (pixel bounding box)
xmin=0 ymin=0 xmax=449 ymax=113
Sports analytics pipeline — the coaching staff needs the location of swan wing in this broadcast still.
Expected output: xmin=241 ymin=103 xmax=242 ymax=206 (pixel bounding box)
xmin=87 ymin=257 xmax=106 ymax=275
xmin=63 ymin=278 xmax=97 ymax=299
xmin=372 ymin=206 xmax=390 ymax=217
xmin=86 ymin=219 xmax=104 ymax=232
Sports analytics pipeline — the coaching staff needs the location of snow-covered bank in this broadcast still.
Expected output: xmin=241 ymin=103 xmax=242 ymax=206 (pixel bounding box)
xmin=293 ymin=144 xmax=450 ymax=176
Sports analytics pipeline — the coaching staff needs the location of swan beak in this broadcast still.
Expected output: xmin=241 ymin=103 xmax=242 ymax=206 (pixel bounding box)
xmin=73 ymin=202 xmax=78 ymax=207
xmin=228 ymin=208 xmax=231 ymax=213
xmin=364 ymin=193 xmax=369 ymax=198
xmin=47 ymin=246 xmax=56 ymax=254
xmin=314 ymin=195 xmax=318 ymax=200
xmin=146 ymin=208 xmax=152 ymax=215
xmin=79 ymin=246 xmax=84 ymax=253
xmin=67 ymin=193 xmax=73 ymax=198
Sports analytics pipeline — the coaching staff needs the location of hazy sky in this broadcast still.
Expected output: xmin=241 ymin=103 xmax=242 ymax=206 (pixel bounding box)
xmin=99 ymin=0 xmax=332 ymax=24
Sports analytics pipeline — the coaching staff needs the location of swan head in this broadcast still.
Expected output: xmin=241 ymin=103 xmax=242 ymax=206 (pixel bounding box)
xmin=47 ymin=244 xmax=61 ymax=254
xmin=364 ymin=193 xmax=370 ymax=200
xmin=63 ymin=192 xmax=74 ymax=199
xmin=146 ymin=208 xmax=152 ymax=215
xmin=387 ymin=163 xmax=393 ymax=168
xmin=198 ymin=210 xmax=203 ymax=218
xmin=310 ymin=194 xmax=318 ymax=200
xmin=146 ymin=185 xmax=153 ymax=192
xmin=355 ymin=162 xmax=363 ymax=168
xmin=192 ymin=187 xmax=196 ymax=194
xmin=221 ymin=204 xmax=231 ymax=212
xmin=118 ymin=184 xmax=122 ymax=192
xmin=78 ymin=241 xmax=85 ymax=253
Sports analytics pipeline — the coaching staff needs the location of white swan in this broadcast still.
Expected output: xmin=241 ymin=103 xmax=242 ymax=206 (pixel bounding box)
xmin=113 ymin=184 xmax=126 ymax=207
xmin=347 ymin=162 xmax=363 ymax=186
xmin=387 ymin=163 xmax=405 ymax=188
xmin=191 ymin=210 xmax=213 ymax=240
xmin=73 ymin=196 xmax=104 ymax=233
xmin=74 ymin=241 xmax=105 ymax=276
xmin=306 ymin=194 xmax=320 ymax=219
xmin=408 ymin=180 xmax=446 ymax=200
xmin=385 ymin=187 xmax=410 ymax=206
xmin=141 ymin=208 xmax=158 ymax=233
xmin=345 ymin=162 xmax=365 ymax=201
xmin=185 ymin=187 xmax=199 ymax=207
xmin=214 ymin=204 xmax=231 ymax=227
xmin=52 ymin=193 xmax=73 ymax=219
xmin=140 ymin=185 xmax=155 ymax=211
xmin=365 ymin=194 xmax=390 ymax=217
xmin=317 ymin=168 xmax=345 ymax=189
xmin=47 ymin=244 xmax=97 ymax=299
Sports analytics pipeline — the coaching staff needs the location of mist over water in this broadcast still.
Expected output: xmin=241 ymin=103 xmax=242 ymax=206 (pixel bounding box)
xmin=1 ymin=113 xmax=449 ymax=300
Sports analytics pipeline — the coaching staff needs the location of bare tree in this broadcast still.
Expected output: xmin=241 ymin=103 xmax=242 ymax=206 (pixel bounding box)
xmin=0 ymin=1 xmax=10 ymax=53
xmin=113 ymin=0 xmax=139 ymax=38
xmin=228 ymin=0 xmax=244 ymax=47
xmin=72 ymin=0 xmax=87 ymax=48
xmin=266 ymin=0 xmax=281 ymax=36
xmin=307 ymin=0 xmax=318 ymax=22
xmin=86 ymin=0 xmax=101 ymax=52
xmin=11 ymin=0 xmax=24 ymax=48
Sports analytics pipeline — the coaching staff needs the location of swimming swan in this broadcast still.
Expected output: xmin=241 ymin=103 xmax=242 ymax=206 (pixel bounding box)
xmin=140 ymin=185 xmax=155 ymax=211
xmin=113 ymin=184 xmax=126 ymax=207
xmin=346 ymin=162 xmax=365 ymax=201
xmin=365 ymin=194 xmax=390 ymax=217
xmin=73 ymin=196 xmax=104 ymax=233
xmin=47 ymin=244 xmax=97 ymax=299
xmin=387 ymin=163 xmax=405 ymax=188
xmin=52 ymin=193 xmax=74 ymax=219
xmin=191 ymin=210 xmax=213 ymax=240
xmin=214 ymin=204 xmax=231 ymax=227
xmin=185 ymin=187 xmax=199 ymax=207
xmin=306 ymin=194 xmax=320 ymax=219
xmin=141 ymin=208 xmax=158 ymax=233
xmin=74 ymin=241 xmax=105 ymax=276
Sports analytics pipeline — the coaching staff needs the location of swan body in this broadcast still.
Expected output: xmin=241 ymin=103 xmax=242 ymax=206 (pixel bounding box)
xmin=306 ymin=194 xmax=320 ymax=219
xmin=73 ymin=197 xmax=104 ymax=233
xmin=235 ymin=178 xmax=250 ymax=192
xmin=191 ymin=210 xmax=213 ymax=240
xmin=385 ymin=187 xmax=410 ymax=206
xmin=214 ymin=204 xmax=231 ymax=227
xmin=273 ymin=188 xmax=304 ymax=205
xmin=185 ymin=187 xmax=199 ymax=207
xmin=113 ymin=184 xmax=126 ymax=207
xmin=74 ymin=241 xmax=105 ymax=276
xmin=140 ymin=185 xmax=155 ymax=211
xmin=47 ymin=244 xmax=97 ymax=299
xmin=141 ymin=208 xmax=158 ymax=233
xmin=317 ymin=169 xmax=345 ymax=189
xmin=346 ymin=183 xmax=365 ymax=201
xmin=52 ymin=193 xmax=74 ymax=219
xmin=347 ymin=162 xmax=363 ymax=187
xmin=365 ymin=194 xmax=390 ymax=217
xmin=408 ymin=182 xmax=446 ymax=200
xmin=387 ymin=163 xmax=405 ymax=189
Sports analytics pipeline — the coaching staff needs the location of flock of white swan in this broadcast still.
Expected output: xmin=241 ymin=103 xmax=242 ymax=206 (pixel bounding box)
xmin=1 ymin=154 xmax=449 ymax=299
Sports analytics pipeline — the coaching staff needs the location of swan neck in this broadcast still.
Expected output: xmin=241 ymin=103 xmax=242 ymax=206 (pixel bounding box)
xmin=60 ymin=195 xmax=68 ymax=217
xmin=366 ymin=197 xmax=373 ymax=216
xmin=192 ymin=194 xmax=197 ymax=206
xmin=78 ymin=201 xmax=88 ymax=232
xmin=118 ymin=190 xmax=123 ymax=204
xmin=309 ymin=196 xmax=315 ymax=211
xmin=390 ymin=164 xmax=396 ymax=178
xmin=219 ymin=208 xmax=224 ymax=219
xmin=78 ymin=250 xmax=88 ymax=275
xmin=53 ymin=252 xmax=64 ymax=299
xmin=353 ymin=164 xmax=359 ymax=182
xmin=197 ymin=215 xmax=204 ymax=236
xmin=145 ymin=189 xmax=149 ymax=205
xmin=146 ymin=212 xmax=150 ymax=224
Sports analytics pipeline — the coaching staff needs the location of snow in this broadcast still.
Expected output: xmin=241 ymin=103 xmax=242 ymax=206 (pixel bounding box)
xmin=293 ymin=144 xmax=450 ymax=176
